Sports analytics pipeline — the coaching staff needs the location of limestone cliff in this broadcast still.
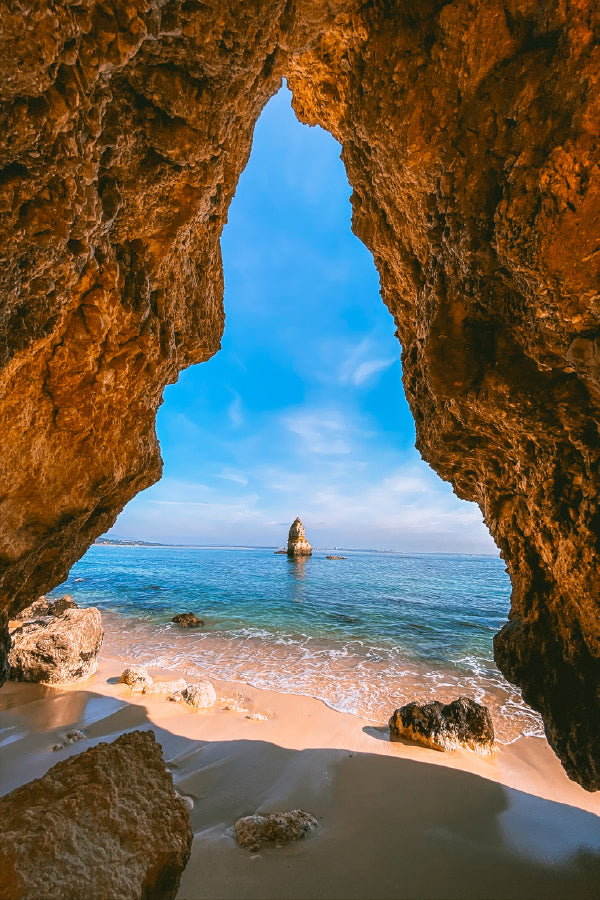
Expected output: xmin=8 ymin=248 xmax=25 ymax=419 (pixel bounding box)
xmin=1 ymin=1 xmax=599 ymax=789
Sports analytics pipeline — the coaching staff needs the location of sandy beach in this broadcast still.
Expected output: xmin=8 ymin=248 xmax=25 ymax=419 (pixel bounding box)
xmin=1 ymin=655 xmax=600 ymax=899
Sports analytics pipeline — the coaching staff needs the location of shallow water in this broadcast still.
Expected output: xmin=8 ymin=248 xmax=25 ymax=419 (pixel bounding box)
xmin=51 ymin=546 xmax=544 ymax=743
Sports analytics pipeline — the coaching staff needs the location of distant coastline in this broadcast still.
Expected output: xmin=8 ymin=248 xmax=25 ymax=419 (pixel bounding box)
xmin=94 ymin=538 xmax=498 ymax=556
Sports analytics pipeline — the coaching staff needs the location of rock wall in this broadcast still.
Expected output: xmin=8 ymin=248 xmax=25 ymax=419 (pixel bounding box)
xmin=1 ymin=1 xmax=599 ymax=788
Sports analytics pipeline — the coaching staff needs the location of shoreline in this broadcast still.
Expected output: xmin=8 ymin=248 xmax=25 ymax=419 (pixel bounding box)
xmin=2 ymin=655 xmax=600 ymax=898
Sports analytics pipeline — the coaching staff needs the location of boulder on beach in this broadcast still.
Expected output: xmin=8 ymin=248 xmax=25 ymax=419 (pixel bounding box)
xmin=118 ymin=666 xmax=153 ymax=692
xmin=287 ymin=517 xmax=312 ymax=557
xmin=0 ymin=730 xmax=192 ymax=900
xmin=235 ymin=810 xmax=318 ymax=852
xmin=14 ymin=595 xmax=78 ymax=621
xmin=182 ymin=681 xmax=216 ymax=709
xmin=172 ymin=612 xmax=204 ymax=628
xmin=9 ymin=608 xmax=103 ymax=684
xmin=13 ymin=597 xmax=52 ymax=620
xmin=389 ymin=697 xmax=494 ymax=753
xmin=143 ymin=678 xmax=187 ymax=697
xmin=50 ymin=595 xmax=78 ymax=616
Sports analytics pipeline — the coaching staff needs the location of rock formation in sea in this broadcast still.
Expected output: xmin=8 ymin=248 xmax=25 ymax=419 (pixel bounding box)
xmin=389 ymin=697 xmax=495 ymax=754
xmin=9 ymin=607 xmax=103 ymax=684
xmin=0 ymin=730 xmax=192 ymax=900
xmin=0 ymin=2 xmax=599 ymax=789
xmin=287 ymin=517 xmax=313 ymax=557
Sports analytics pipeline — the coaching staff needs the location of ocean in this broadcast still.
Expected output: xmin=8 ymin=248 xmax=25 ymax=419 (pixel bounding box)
xmin=49 ymin=545 xmax=544 ymax=744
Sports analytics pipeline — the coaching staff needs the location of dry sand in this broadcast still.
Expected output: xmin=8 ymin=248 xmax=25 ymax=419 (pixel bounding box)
xmin=1 ymin=655 xmax=600 ymax=899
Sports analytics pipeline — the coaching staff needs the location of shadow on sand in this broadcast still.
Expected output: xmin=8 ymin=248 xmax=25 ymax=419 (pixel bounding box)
xmin=1 ymin=680 xmax=600 ymax=900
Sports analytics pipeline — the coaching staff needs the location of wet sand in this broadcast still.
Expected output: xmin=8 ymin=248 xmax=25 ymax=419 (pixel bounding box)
xmin=1 ymin=655 xmax=600 ymax=899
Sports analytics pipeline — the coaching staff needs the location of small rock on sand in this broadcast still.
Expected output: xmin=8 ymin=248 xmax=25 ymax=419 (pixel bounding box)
xmin=182 ymin=681 xmax=216 ymax=709
xmin=235 ymin=810 xmax=318 ymax=852
xmin=389 ymin=696 xmax=494 ymax=753
xmin=53 ymin=729 xmax=86 ymax=751
xmin=118 ymin=666 xmax=153 ymax=692
xmin=172 ymin=612 xmax=204 ymax=628
xmin=143 ymin=678 xmax=187 ymax=696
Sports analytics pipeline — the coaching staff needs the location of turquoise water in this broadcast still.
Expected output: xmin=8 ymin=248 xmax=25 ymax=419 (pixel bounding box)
xmin=50 ymin=546 xmax=543 ymax=742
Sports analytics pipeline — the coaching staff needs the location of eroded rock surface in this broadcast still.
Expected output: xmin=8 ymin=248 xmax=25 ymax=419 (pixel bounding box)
xmin=182 ymin=681 xmax=217 ymax=709
xmin=0 ymin=2 xmax=599 ymax=788
xmin=235 ymin=809 xmax=318 ymax=852
xmin=9 ymin=607 xmax=103 ymax=684
xmin=118 ymin=664 xmax=153 ymax=692
xmin=0 ymin=730 xmax=192 ymax=900
xmin=389 ymin=698 xmax=495 ymax=754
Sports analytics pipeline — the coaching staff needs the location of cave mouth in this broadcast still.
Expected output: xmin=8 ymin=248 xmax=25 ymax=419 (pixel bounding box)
xmin=1 ymin=1 xmax=599 ymax=794
xmin=44 ymin=87 xmax=545 ymax=749
xmin=107 ymin=85 xmax=497 ymax=558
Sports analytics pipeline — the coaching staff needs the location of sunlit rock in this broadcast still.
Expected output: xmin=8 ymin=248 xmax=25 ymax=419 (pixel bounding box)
xmin=389 ymin=697 xmax=495 ymax=754
xmin=9 ymin=608 xmax=103 ymax=684
xmin=287 ymin=517 xmax=312 ymax=557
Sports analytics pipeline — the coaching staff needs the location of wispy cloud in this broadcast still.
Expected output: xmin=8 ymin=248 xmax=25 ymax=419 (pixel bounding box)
xmin=228 ymin=392 xmax=243 ymax=428
xmin=338 ymin=337 xmax=398 ymax=387
xmin=283 ymin=409 xmax=351 ymax=455
xmin=218 ymin=468 xmax=249 ymax=486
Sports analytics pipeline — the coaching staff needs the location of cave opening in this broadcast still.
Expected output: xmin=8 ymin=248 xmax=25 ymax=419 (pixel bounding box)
xmin=44 ymin=86 xmax=541 ymax=748
xmin=107 ymin=85 xmax=495 ymax=555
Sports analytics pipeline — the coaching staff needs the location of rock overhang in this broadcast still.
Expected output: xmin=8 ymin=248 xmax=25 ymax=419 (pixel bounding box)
xmin=0 ymin=0 xmax=599 ymax=789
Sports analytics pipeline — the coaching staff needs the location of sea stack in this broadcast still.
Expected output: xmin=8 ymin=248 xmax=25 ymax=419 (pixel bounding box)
xmin=287 ymin=518 xmax=312 ymax=557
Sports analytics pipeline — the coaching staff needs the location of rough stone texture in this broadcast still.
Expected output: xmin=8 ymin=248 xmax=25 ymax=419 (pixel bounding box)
xmin=0 ymin=1 xmax=599 ymax=788
xmin=182 ymin=681 xmax=217 ymax=709
xmin=0 ymin=730 xmax=192 ymax=900
xmin=14 ymin=595 xmax=78 ymax=620
xmin=118 ymin=665 xmax=153 ymax=692
xmin=9 ymin=607 xmax=103 ymax=683
xmin=143 ymin=677 xmax=187 ymax=696
xmin=235 ymin=809 xmax=318 ymax=852
xmin=389 ymin=697 xmax=495 ymax=754
xmin=287 ymin=517 xmax=312 ymax=557
xmin=172 ymin=612 xmax=204 ymax=628
xmin=51 ymin=594 xmax=78 ymax=616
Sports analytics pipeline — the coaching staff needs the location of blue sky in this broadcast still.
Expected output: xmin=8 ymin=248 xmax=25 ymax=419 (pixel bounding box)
xmin=108 ymin=86 xmax=496 ymax=553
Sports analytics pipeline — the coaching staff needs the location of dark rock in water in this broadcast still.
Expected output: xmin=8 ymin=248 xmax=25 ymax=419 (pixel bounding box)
xmin=50 ymin=595 xmax=78 ymax=616
xmin=389 ymin=697 xmax=494 ymax=754
xmin=172 ymin=612 xmax=204 ymax=628
xmin=9 ymin=608 xmax=103 ymax=684
xmin=235 ymin=809 xmax=318 ymax=852
xmin=0 ymin=730 xmax=192 ymax=900
xmin=326 ymin=555 xmax=347 ymax=560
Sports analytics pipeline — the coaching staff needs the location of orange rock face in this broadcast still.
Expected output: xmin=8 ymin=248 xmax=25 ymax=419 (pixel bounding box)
xmin=1 ymin=2 xmax=599 ymax=788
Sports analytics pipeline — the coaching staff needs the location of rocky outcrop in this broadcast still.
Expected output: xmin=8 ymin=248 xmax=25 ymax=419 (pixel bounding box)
xmin=182 ymin=681 xmax=217 ymax=709
xmin=143 ymin=677 xmax=187 ymax=697
xmin=118 ymin=665 xmax=153 ymax=692
xmin=287 ymin=517 xmax=312 ymax=557
xmin=9 ymin=607 xmax=103 ymax=684
xmin=389 ymin=698 xmax=495 ymax=754
xmin=0 ymin=2 xmax=599 ymax=789
xmin=235 ymin=810 xmax=318 ymax=852
xmin=14 ymin=595 xmax=78 ymax=620
xmin=172 ymin=612 xmax=204 ymax=628
xmin=0 ymin=730 xmax=192 ymax=900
